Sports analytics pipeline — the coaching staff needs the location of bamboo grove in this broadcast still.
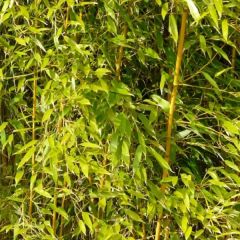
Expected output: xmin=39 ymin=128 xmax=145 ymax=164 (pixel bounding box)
xmin=0 ymin=0 xmax=240 ymax=239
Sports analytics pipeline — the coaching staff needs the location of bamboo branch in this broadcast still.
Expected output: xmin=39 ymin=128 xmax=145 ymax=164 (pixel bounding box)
xmin=154 ymin=10 xmax=188 ymax=240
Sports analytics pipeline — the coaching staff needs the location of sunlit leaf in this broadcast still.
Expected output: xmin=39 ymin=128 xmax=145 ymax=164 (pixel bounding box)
xmin=169 ymin=14 xmax=178 ymax=44
xmin=17 ymin=147 xmax=35 ymax=169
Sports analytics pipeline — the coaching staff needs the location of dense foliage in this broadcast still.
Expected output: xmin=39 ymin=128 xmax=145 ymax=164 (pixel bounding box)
xmin=0 ymin=0 xmax=240 ymax=239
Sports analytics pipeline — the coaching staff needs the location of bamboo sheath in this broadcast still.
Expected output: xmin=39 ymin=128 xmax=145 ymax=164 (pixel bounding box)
xmin=155 ymin=10 xmax=188 ymax=240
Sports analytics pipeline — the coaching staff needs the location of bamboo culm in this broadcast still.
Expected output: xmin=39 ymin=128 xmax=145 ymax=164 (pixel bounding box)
xmin=154 ymin=10 xmax=188 ymax=240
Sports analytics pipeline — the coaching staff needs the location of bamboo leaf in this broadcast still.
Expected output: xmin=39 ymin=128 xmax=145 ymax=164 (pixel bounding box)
xmin=42 ymin=109 xmax=53 ymax=122
xmin=222 ymin=19 xmax=228 ymax=41
xmin=144 ymin=48 xmax=160 ymax=60
xmin=213 ymin=45 xmax=231 ymax=63
xmin=161 ymin=3 xmax=168 ymax=20
xmin=15 ymin=170 xmax=24 ymax=186
xmin=82 ymin=212 xmax=93 ymax=232
xmin=199 ymin=35 xmax=207 ymax=53
xmin=185 ymin=226 xmax=192 ymax=239
xmin=34 ymin=185 xmax=52 ymax=199
xmin=148 ymin=147 xmax=171 ymax=170
xmin=169 ymin=14 xmax=178 ymax=44
xmin=213 ymin=0 xmax=223 ymax=18
xmin=0 ymin=122 xmax=8 ymax=132
xmin=225 ymin=160 xmax=240 ymax=172
xmin=186 ymin=0 xmax=200 ymax=21
xmin=181 ymin=215 xmax=188 ymax=233
xmin=78 ymin=220 xmax=86 ymax=235
xmin=15 ymin=140 xmax=38 ymax=155
xmin=208 ymin=5 xmax=219 ymax=28
xmin=80 ymin=142 xmax=101 ymax=149
xmin=124 ymin=209 xmax=143 ymax=222
xmin=202 ymin=72 xmax=220 ymax=91
xmin=17 ymin=147 xmax=35 ymax=169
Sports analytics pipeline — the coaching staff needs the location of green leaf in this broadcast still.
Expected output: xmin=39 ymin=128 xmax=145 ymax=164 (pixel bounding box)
xmin=169 ymin=14 xmax=178 ymax=44
xmin=34 ymin=185 xmax=52 ymax=199
xmin=160 ymin=71 xmax=170 ymax=94
xmin=155 ymin=0 xmax=162 ymax=6
xmin=215 ymin=67 xmax=232 ymax=77
xmin=30 ymin=174 xmax=37 ymax=191
xmin=202 ymin=72 xmax=219 ymax=91
xmin=78 ymin=220 xmax=86 ymax=235
xmin=79 ymin=161 xmax=89 ymax=178
xmin=151 ymin=94 xmax=170 ymax=112
xmin=202 ymin=71 xmax=222 ymax=99
xmin=176 ymin=129 xmax=191 ymax=139
xmin=185 ymin=226 xmax=192 ymax=239
xmin=82 ymin=212 xmax=93 ymax=232
xmin=15 ymin=140 xmax=38 ymax=155
xmin=181 ymin=215 xmax=188 ymax=233
xmin=148 ymin=147 xmax=171 ymax=170
xmin=15 ymin=37 xmax=27 ymax=46
xmin=55 ymin=207 xmax=69 ymax=221
xmin=122 ymin=140 xmax=130 ymax=167
xmin=95 ymin=68 xmax=111 ymax=79
xmin=199 ymin=35 xmax=207 ymax=54
xmin=15 ymin=170 xmax=24 ymax=186
xmin=222 ymin=121 xmax=239 ymax=135
xmin=194 ymin=229 xmax=204 ymax=239
xmin=212 ymin=45 xmax=231 ymax=63
xmin=161 ymin=176 xmax=178 ymax=186
xmin=133 ymin=145 xmax=143 ymax=170
xmin=66 ymin=156 xmax=80 ymax=175
xmin=80 ymin=142 xmax=101 ymax=149
xmin=208 ymin=5 xmax=219 ymax=28
xmin=225 ymin=160 xmax=240 ymax=172
xmin=17 ymin=147 xmax=35 ymax=169
xmin=161 ymin=3 xmax=168 ymax=20
xmin=124 ymin=209 xmax=143 ymax=222
xmin=213 ymin=0 xmax=223 ymax=18
xmin=0 ymin=122 xmax=8 ymax=132
xmin=186 ymin=0 xmax=200 ymax=21
xmin=144 ymin=48 xmax=160 ymax=60
xmin=222 ymin=19 xmax=228 ymax=41
xmin=42 ymin=109 xmax=53 ymax=122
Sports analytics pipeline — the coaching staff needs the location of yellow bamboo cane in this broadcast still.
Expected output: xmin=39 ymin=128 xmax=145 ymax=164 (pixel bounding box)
xmin=155 ymin=10 xmax=188 ymax=240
